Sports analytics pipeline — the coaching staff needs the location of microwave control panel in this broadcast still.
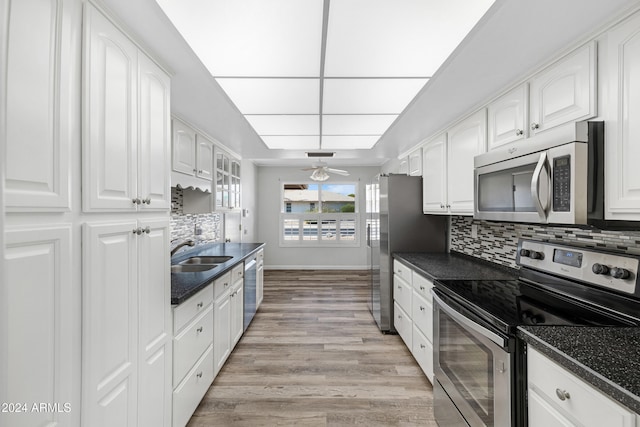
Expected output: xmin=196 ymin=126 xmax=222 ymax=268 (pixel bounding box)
xmin=553 ymin=155 xmax=571 ymax=212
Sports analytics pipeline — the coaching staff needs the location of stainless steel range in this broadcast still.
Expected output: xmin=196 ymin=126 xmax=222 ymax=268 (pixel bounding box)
xmin=432 ymin=239 xmax=640 ymax=426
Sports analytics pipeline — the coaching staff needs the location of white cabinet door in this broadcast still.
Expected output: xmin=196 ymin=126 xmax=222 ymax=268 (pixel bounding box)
xmin=487 ymin=84 xmax=528 ymax=150
xmin=138 ymin=53 xmax=171 ymax=211
xmin=172 ymin=119 xmax=197 ymax=176
xmin=83 ymin=221 xmax=138 ymax=427
xmin=408 ymin=148 xmax=422 ymax=176
xmin=214 ymin=293 xmax=231 ymax=376
xmin=196 ymin=135 xmax=214 ymax=181
xmin=5 ymin=226 xmax=76 ymax=427
xmin=606 ymin=12 xmax=640 ymax=220
xmin=447 ymin=109 xmax=487 ymax=214
xmin=231 ymin=281 xmax=244 ymax=347
xmin=5 ymin=0 xmax=72 ymax=211
xmin=83 ymin=4 xmax=138 ymax=212
xmin=137 ymin=219 xmax=171 ymax=427
xmin=422 ymin=133 xmax=447 ymax=214
xmin=529 ymin=42 xmax=596 ymax=135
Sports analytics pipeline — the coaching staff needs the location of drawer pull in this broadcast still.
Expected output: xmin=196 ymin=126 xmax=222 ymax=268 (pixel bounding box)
xmin=224 ymin=282 xmax=229 ymax=287
xmin=555 ymin=388 xmax=571 ymax=401
xmin=196 ymin=302 xmax=203 ymax=308
xmin=196 ymin=326 xmax=203 ymax=333
xmin=420 ymin=344 xmax=426 ymax=349
xmin=420 ymin=306 xmax=425 ymax=312
xmin=420 ymin=286 xmax=425 ymax=291
xmin=196 ymin=372 xmax=203 ymax=379
xmin=397 ymin=315 xmax=402 ymax=319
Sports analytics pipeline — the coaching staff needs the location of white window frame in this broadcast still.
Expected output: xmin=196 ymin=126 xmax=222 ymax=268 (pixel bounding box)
xmin=280 ymin=181 xmax=359 ymax=247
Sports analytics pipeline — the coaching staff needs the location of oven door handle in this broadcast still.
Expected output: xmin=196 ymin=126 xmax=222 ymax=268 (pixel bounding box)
xmin=433 ymin=293 xmax=506 ymax=347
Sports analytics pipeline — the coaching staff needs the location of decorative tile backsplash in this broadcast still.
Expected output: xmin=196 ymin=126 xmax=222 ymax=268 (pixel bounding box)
xmin=171 ymin=187 xmax=221 ymax=246
xmin=450 ymin=216 xmax=640 ymax=269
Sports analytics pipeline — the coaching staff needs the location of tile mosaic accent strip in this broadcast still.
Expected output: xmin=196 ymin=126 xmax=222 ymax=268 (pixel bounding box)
xmin=450 ymin=216 xmax=640 ymax=269
xmin=171 ymin=187 xmax=221 ymax=246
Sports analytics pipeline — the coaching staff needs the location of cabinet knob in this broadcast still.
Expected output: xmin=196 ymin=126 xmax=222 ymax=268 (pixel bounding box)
xmin=440 ymin=203 xmax=444 ymax=209
xmin=132 ymin=227 xmax=142 ymax=235
xmin=198 ymin=169 xmax=203 ymax=174
xmin=196 ymin=326 xmax=203 ymax=333
xmin=196 ymin=372 xmax=203 ymax=379
xmin=224 ymin=282 xmax=229 ymax=287
xmin=132 ymin=198 xmax=141 ymax=204
xmin=142 ymin=197 xmax=151 ymax=205
xmin=530 ymin=122 xmax=540 ymax=131
xmin=446 ymin=204 xmax=451 ymax=209
xmin=193 ymin=168 xmax=197 ymax=173
xmin=196 ymin=302 xmax=203 ymax=308
xmin=555 ymin=388 xmax=570 ymax=401
xmin=420 ymin=286 xmax=425 ymax=291
xmin=515 ymin=129 xmax=524 ymax=136
xmin=420 ymin=344 xmax=426 ymax=349
xmin=420 ymin=306 xmax=425 ymax=312
xmin=143 ymin=226 xmax=151 ymax=234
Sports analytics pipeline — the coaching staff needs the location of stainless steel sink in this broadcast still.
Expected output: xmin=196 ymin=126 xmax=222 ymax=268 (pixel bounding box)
xmin=179 ymin=256 xmax=233 ymax=265
xmin=171 ymin=264 xmax=218 ymax=273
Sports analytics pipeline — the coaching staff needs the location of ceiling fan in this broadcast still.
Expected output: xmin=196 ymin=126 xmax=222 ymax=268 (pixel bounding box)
xmin=302 ymin=162 xmax=350 ymax=181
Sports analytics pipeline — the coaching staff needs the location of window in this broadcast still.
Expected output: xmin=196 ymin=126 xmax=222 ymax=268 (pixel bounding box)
xmin=281 ymin=183 xmax=358 ymax=246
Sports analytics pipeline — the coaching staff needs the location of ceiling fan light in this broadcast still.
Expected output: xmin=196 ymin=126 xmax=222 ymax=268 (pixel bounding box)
xmin=310 ymin=168 xmax=330 ymax=181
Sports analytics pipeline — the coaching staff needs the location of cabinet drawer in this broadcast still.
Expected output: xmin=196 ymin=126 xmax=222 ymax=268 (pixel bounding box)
xmin=394 ymin=302 xmax=412 ymax=349
xmin=393 ymin=260 xmax=412 ymax=284
xmin=411 ymin=291 xmax=433 ymax=341
xmin=173 ymin=306 xmax=213 ymax=385
xmin=527 ymin=347 xmax=635 ymax=427
xmin=214 ymin=272 xmax=232 ymax=299
xmin=412 ymin=325 xmax=434 ymax=384
xmin=231 ymin=263 xmax=244 ymax=282
xmin=257 ymin=249 xmax=264 ymax=261
xmin=173 ymin=283 xmax=213 ymax=333
xmin=412 ymin=272 xmax=434 ymax=303
xmin=393 ymin=274 xmax=412 ymax=315
xmin=173 ymin=344 xmax=214 ymax=427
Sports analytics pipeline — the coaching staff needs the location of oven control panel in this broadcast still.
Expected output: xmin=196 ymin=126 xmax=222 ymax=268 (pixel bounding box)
xmin=517 ymin=240 xmax=639 ymax=296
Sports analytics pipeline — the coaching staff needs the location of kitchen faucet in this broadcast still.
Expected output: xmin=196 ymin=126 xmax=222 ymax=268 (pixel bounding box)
xmin=170 ymin=238 xmax=195 ymax=256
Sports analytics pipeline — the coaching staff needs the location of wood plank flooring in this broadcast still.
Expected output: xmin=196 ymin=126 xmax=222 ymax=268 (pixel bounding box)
xmin=187 ymin=270 xmax=436 ymax=426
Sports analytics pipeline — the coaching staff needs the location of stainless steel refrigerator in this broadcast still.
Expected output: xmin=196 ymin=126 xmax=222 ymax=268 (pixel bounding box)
xmin=366 ymin=174 xmax=447 ymax=333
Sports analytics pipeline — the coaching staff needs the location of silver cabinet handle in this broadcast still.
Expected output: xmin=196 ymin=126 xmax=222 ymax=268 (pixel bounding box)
xmin=420 ymin=344 xmax=426 ymax=349
xmin=555 ymin=388 xmax=570 ymax=401
xmin=198 ymin=169 xmax=203 ymax=173
xmin=420 ymin=306 xmax=425 ymax=312
xmin=515 ymin=129 xmax=524 ymax=136
xmin=196 ymin=302 xmax=203 ymax=308
xmin=531 ymin=122 xmax=539 ymax=131
xmin=132 ymin=198 xmax=141 ymax=204
xmin=142 ymin=197 xmax=151 ymax=205
xmin=440 ymin=203 xmax=444 ymax=209
xmin=446 ymin=204 xmax=451 ymax=209
xmin=224 ymin=282 xmax=229 ymax=287
xmin=143 ymin=226 xmax=151 ymax=234
xmin=132 ymin=227 xmax=142 ymax=235
xmin=420 ymin=286 xmax=425 ymax=291
xmin=196 ymin=372 xmax=203 ymax=379
xmin=196 ymin=326 xmax=203 ymax=333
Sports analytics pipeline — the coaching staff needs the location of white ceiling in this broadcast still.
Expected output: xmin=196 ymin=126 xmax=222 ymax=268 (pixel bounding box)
xmin=98 ymin=0 xmax=640 ymax=167
xmin=155 ymin=0 xmax=494 ymax=152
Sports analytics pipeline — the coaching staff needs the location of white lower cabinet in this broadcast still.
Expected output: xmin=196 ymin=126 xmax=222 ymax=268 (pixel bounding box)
xmin=83 ymin=218 xmax=172 ymax=427
xmin=214 ymin=264 xmax=245 ymax=376
xmin=231 ymin=275 xmax=244 ymax=347
xmin=393 ymin=260 xmax=436 ymax=383
xmin=527 ymin=347 xmax=636 ymax=427
xmin=172 ymin=283 xmax=214 ymax=427
xmin=5 ymin=226 xmax=77 ymax=427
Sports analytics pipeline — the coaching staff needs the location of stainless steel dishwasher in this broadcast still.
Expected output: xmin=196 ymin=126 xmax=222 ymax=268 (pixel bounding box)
xmin=243 ymin=254 xmax=257 ymax=331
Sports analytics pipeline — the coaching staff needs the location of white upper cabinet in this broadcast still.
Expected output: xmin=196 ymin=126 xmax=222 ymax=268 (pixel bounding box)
xmin=5 ymin=0 xmax=74 ymax=211
xmin=422 ymin=133 xmax=447 ymax=214
xmin=215 ymin=149 xmax=241 ymax=210
xmin=529 ymin=42 xmax=597 ymax=135
xmin=138 ymin=53 xmax=171 ymax=211
xmin=605 ymin=11 xmax=640 ymax=220
xmin=408 ymin=148 xmax=422 ymax=176
xmin=172 ymin=120 xmax=197 ymax=176
xmin=170 ymin=118 xmax=216 ymax=193
xmin=487 ymin=84 xmax=528 ymax=150
xmin=447 ymin=109 xmax=487 ymax=214
xmin=83 ymin=4 xmax=170 ymax=212
xmin=196 ymin=135 xmax=215 ymax=181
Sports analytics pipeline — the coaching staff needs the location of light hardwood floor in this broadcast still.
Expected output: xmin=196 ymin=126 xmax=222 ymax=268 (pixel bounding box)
xmin=187 ymin=270 xmax=436 ymax=426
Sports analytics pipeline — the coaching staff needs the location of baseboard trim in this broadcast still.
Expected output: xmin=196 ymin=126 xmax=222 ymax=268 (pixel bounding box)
xmin=265 ymin=265 xmax=369 ymax=270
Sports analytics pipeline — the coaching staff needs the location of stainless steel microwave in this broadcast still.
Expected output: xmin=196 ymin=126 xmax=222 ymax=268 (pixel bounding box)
xmin=474 ymin=121 xmax=603 ymax=224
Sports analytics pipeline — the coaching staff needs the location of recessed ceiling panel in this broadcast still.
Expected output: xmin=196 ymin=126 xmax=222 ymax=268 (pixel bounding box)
xmin=262 ymin=136 xmax=320 ymax=150
xmin=323 ymin=114 xmax=398 ymax=135
xmin=245 ymin=115 xmax=319 ymax=135
xmin=216 ymin=78 xmax=320 ymax=114
xmin=323 ymin=79 xmax=427 ymax=114
xmin=324 ymin=0 xmax=495 ymax=77
xmin=322 ymin=135 xmax=381 ymax=149
xmin=156 ymin=0 xmax=323 ymax=77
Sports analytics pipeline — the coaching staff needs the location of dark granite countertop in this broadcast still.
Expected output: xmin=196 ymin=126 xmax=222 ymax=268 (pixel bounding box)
xmin=518 ymin=326 xmax=640 ymax=414
xmin=171 ymin=242 xmax=265 ymax=305
xmin=393 ymin=251 xmax=518 ymax=281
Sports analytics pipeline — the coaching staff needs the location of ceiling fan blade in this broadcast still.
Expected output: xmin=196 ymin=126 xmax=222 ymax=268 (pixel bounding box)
xmin=326 ymin=168 xmax=350 ymax=176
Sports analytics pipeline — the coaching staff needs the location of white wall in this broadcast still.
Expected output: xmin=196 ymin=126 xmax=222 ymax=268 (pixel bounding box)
xmin=0 ymin=0 xmax=8 ymax=407
xmin=240 ymin=159 xmax=258 ymax=243
xmin=257 ymin=165 xmax=381 ymax=269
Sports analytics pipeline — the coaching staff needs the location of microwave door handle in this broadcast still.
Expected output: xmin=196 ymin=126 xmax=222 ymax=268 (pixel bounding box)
xmin=531 ymin=152 xmax=549 ymax=221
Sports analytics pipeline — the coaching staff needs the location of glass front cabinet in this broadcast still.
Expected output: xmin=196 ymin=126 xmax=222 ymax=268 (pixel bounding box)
xmin=216 ymin=150 xmax=241 ymax=210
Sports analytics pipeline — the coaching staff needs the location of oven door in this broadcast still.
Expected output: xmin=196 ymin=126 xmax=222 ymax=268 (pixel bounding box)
xmin=433 ymin=292 xmax=513 ymax=427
